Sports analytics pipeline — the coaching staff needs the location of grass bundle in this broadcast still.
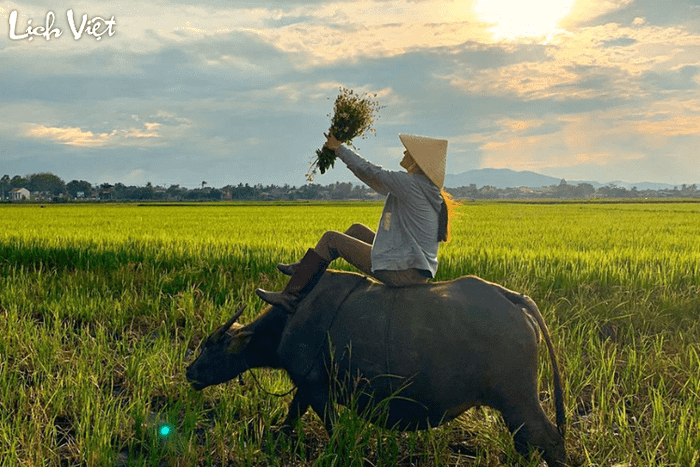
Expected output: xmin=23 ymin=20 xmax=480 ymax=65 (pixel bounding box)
xmin=307 ymin=87 xmax=382 ymax=181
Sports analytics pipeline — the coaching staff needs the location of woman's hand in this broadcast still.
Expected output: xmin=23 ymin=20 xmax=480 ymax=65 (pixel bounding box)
xmin=324 ymin=132 xmax=342 ymax=151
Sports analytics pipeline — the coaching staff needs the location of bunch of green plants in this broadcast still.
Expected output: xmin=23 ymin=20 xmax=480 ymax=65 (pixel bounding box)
xmin=307 ymin=87 xmax=382 ymax=181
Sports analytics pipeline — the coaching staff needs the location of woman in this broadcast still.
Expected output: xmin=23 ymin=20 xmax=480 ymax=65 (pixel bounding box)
xmin=256 ymin=132 xmax=455 ymax=312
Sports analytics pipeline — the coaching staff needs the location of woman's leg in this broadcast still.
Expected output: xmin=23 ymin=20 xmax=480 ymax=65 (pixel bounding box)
xmin=277 ymin=224 xmax=375 ymax=276
xmin=256 ymin=231 xmax=372 ymax=312
xmin=313 ymin=230 xmax=373 ymax=276
xmin=344 ymin=223 xmax=376 ymax=244
xmin=314 ymin=230 xmax=429 ymax=288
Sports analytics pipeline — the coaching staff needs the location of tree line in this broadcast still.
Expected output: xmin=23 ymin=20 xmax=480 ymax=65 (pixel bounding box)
xmin=450 ymin=179 xmax=700 ymax=200
xmin=0 ymin=173 xmax=381 ymax=201
xmin=2 ymin=172 xmax=699 ymax=201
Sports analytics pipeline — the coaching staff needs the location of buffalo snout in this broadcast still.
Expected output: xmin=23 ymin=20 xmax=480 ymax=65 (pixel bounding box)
xmin=185 ymin=356 xmax=218 ymax=391
xmin=185 ymin=364 xmax=206 ymax=390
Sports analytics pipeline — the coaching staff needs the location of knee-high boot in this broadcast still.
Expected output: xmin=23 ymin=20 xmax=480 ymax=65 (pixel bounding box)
xmin=256 ymin=249 xmax=330 ymax=313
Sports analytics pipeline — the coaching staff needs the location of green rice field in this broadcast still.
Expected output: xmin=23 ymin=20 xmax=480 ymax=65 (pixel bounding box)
xmin=1 ymin=201 xmax=699 ymax=466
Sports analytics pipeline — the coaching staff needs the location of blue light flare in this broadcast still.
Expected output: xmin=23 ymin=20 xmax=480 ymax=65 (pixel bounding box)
xmin=158 ymin=424 xmax=172 ymax=437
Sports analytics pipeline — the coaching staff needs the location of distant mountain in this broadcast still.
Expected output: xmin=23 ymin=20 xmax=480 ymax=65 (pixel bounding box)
xmin=445 ymin=169 xmax=561 ymax=189
xmin=445 ymin=168 xmax=682 ymax=190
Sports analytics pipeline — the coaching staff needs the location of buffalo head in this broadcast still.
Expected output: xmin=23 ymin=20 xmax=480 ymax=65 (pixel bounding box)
xmin=186 ymin=306 xmax=252 ymax=390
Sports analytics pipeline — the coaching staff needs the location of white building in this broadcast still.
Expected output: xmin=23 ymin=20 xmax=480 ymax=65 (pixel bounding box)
xmin=10 ymin=188 xmax=30 ymax=201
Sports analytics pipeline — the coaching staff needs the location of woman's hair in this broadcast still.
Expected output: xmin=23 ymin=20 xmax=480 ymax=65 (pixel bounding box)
xmin=438 ymin=190 xmax=459 ymax=243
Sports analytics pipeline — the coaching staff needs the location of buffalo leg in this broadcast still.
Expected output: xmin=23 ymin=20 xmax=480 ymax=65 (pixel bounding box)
xmin=299 ymin=385 xmax=337 ymax=436
xmin=500 ymin=402 xmax=566 ymax=467
xmin=280 ymin=391 xmax=310 ymax=434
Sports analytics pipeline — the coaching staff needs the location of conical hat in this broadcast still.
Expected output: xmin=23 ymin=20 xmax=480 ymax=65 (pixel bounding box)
xmin=398 ymin=134 xmax=448 ymax=189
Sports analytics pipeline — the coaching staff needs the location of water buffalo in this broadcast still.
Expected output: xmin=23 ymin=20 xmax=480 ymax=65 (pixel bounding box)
xmin=186 ymin=270 xmax=566 ymax=466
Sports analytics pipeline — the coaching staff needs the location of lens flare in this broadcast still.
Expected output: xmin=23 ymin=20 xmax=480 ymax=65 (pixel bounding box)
xmin=158 ymin=424 xmax=172 ymax=437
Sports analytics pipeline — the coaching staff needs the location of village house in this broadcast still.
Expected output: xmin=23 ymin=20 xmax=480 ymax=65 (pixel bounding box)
xmin=99 ymin=188 xmax=114 ymax=201
xmin=10 ymin=188 xmax=30 ymax=201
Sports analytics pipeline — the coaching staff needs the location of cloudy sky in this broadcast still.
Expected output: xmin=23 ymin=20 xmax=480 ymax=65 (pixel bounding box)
xmin=1 ymin=0 xmax=699 ymax=188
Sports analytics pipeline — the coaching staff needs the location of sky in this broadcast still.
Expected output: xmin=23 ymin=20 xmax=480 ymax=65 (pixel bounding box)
xmin=1 ymin=0 xmax=699 ymax=188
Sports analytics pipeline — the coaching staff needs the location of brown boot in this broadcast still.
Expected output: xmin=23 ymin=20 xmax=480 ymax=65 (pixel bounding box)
xmin=256 ymin=249 xmax=330 ymax=313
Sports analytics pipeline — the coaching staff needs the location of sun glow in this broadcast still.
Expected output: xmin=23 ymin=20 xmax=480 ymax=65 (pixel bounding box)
xmin=473 ymin=0 xmax=577 ymax=41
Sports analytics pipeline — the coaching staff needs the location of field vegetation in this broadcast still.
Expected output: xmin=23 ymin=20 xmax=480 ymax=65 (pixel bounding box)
xmin=1 ymin=201 xmax=699 ymax=466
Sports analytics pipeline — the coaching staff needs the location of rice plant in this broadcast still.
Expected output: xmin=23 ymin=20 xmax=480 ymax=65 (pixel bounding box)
xmin=1 ymin=201 xmax=699 ymax=466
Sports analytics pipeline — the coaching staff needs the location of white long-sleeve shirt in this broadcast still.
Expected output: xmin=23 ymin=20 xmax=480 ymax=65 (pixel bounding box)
xmin=335 ymin=145 xmax=443 ymax=277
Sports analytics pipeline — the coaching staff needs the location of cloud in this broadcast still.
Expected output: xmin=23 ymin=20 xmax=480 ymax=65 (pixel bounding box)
xmin=4 ymin=1 xmax=668 ymax=79
xmin=127 ymin=169 xmax=147 ymax=183
xmin=473 ymin=103 xmax=700 ymax=182
xmin=128 ymin=122 xmax=161 ymax=138
xmin=634 ymin=115 xmax=700 ymax=137
xmin=69 ymin=0 xmax=478 ymax=68
xmin=2 ymin=1 xmax=700 ymax=187
xmin=226 ymin=0 xmax=645 ymax=68
xmin=25 ymin=122 xmax=163 ymax=147
xmin=25 ymin=125 xmax=116 ymax=147
xmin=440 ymin=18 xmax=700 ymax=103
xmin=561 ymin=0 xmax=636 ymax=28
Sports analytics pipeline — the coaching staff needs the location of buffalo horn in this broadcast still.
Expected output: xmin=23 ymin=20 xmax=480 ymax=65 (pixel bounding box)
xmin=231 ymin=305 xmax=246 ymax=323
xmin=214 ymin=305 xmax=246 ymax=341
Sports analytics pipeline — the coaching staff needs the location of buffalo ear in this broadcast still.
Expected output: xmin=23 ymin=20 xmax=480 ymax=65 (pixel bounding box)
xmin=214 ymin=305 xmax=246 ymax=342
xmin=226 ymin=330 xmax=254 ymax=354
